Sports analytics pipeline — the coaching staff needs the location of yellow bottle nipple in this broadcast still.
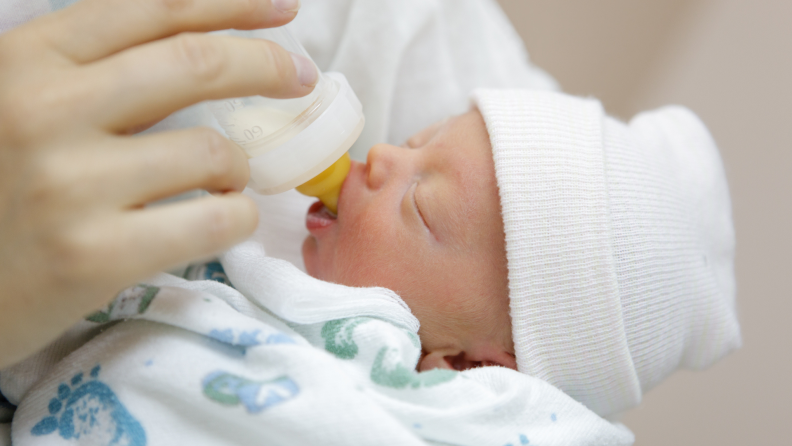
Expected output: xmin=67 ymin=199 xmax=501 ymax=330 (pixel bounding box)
xmin=295 ymin=152 xmax=351 ymax=214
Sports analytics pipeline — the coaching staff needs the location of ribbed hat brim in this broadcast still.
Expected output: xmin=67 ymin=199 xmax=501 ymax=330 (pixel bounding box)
xmin=472 ymin=90 xmax=740 ymax=417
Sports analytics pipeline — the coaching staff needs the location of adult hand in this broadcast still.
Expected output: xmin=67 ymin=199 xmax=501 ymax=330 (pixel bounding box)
xmin=0 ymin=0 xmax=317 ymax=368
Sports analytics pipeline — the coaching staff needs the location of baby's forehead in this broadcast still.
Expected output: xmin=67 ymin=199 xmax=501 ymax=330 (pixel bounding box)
xmin=430 ymin=111 xmax=497 ymax=187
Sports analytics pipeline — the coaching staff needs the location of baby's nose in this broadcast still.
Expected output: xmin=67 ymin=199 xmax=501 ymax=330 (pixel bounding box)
xmin=365 ymin=143 xmax=401 ymax=190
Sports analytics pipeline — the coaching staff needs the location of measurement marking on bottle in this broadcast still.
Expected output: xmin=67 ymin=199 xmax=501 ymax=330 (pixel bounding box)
xmin=243 ymin=126 xmax=264 ymax=140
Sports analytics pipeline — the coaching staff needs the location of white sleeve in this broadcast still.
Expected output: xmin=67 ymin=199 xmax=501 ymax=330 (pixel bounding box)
xmin=0 ymin=0 xmax=52 ymax=34
xmin=289 ymin=0 xmax=558 ymax=160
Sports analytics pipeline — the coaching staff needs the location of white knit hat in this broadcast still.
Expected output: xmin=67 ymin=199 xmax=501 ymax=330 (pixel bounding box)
xmin=471 ymin=90 xmax=741 ymax=417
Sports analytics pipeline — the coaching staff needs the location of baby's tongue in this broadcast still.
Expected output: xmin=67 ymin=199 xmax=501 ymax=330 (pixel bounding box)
xmin=307 ymin=201 xmax=337 ymax=229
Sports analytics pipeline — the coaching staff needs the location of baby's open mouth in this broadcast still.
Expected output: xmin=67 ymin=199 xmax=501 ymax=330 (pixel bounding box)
xmin=306 ymin=200 xmax=337 ymax=231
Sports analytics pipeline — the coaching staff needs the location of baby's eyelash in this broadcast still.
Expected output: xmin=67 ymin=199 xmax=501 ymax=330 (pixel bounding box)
xmin=412 ymin=183 xmax=430 ymax=230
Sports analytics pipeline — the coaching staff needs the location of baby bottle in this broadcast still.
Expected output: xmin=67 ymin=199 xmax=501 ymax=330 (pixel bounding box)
xmin=208 ymin=27 xmax=364 ymax=214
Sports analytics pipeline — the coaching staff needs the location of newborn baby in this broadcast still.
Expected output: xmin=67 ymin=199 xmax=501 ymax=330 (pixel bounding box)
xmin=302 ymin=88 xmax=742 ymax=415
xmin=303 ymin=109 xmax=515 ymax=373
xmin=0 ymin=90 xmax=741 ymax=446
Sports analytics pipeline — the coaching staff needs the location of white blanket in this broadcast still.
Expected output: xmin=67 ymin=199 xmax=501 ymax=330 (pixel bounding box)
xmin=3 ymin=241 xmax=633 ymax=445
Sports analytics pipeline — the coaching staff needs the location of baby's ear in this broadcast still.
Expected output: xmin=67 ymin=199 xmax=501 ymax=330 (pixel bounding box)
xmin=418 ymin=350 xmax=464 ymax=371
xmin=419 ymin=348 xmax=516 ymax=372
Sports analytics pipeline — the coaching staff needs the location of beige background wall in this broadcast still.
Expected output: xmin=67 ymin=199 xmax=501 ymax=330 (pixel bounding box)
xmin=496 ymin=0 xmax=791 ymax=444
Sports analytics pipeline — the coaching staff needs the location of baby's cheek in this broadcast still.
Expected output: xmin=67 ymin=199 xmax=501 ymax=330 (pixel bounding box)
xmin=334 ymin=235 xmax=411 ymax=290
xmin=334 ymin=245 xmax=393 ymax=287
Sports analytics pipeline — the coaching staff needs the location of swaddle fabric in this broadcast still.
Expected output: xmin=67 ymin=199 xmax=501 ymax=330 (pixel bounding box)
xmin=2 ymin=245 xmax=634 ymax=446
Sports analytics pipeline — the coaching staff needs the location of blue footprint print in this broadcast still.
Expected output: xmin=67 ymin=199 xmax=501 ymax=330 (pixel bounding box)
xmin=31 ymin=365 xmax=146 ymax=446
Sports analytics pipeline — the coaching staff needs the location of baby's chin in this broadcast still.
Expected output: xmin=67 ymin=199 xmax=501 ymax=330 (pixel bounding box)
xmin=301 ymin=236 xmax=344 ymax=284
xmin=301 ymin=236 xmax=321 ymax=279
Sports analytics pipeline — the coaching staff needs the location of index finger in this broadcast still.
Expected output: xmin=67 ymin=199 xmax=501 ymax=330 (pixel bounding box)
xmin=33 ymin=0 xmax=300 ymax=63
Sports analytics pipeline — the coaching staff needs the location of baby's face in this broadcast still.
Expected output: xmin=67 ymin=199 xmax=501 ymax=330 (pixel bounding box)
xmin=302 ymin=110 xmax=516 ymax=371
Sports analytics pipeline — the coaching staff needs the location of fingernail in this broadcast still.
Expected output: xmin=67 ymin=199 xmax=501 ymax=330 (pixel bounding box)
xmin=272 ymin=0 xmax=300 ymax=13
xmin=290 ymin=53 xmax=318 ymax=87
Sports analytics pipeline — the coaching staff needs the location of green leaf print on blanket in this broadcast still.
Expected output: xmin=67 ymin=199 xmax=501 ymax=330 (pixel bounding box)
xmin=86 ymin=284 xmax=159 ymax=323
xmin=371 ymin=347 xmax=457 ymax=389
xmin=321 ymin=318 xmax=456 ymax=389
xmin=321 ymin=318 xmax=369 ymax=359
